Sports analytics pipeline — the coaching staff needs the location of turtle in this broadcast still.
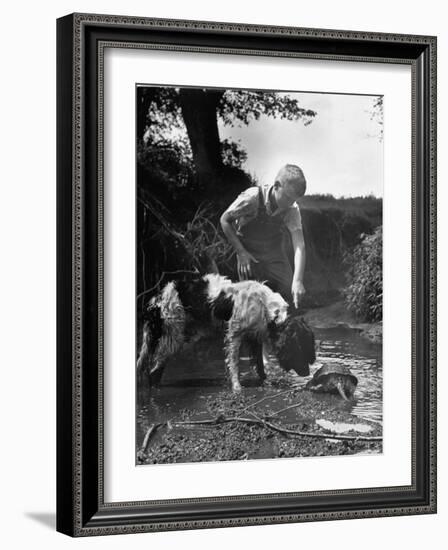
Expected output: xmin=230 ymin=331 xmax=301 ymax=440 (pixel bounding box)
xmin=305 ymin=364 xmax=358 ymax=401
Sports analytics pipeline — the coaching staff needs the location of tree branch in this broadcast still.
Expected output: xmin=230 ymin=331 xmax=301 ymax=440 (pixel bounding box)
xmin=172 ymin=415 xmax=382 ymax=443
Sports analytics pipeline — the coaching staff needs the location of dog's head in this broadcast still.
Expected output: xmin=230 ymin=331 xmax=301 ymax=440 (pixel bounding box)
xmin=270 ymin=315 xmax=316 ymax=376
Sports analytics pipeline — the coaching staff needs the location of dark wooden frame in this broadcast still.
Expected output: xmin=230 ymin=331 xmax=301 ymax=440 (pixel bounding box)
xmin=57 ymin=13 xmax=437 ymax=537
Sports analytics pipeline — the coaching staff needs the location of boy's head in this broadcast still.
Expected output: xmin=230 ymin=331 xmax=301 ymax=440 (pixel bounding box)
xmin=273 ymin=164 xmax=306 ymax=209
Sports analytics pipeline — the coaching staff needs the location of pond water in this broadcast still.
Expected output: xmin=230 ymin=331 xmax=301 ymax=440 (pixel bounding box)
xmin=311 ymin=327 xmax=383 ymax=423
xmin=136 ymin=325 xmax=382 ymax=449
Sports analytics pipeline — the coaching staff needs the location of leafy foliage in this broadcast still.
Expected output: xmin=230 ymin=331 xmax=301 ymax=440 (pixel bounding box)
xmin=343 ymin=227 xmax=382 ymax=322
xmin=139 ymin=87 xmax=316 ymax=138
xmin=369 ymin=96 xmax=384 ymax=141
xmin=137 ymin=136 xmax=195 ymax=195
xmin=221 ymin=138 xmax=248 ymax=168
xmin=139 ymin=87 xmax=316 ymax=165
xmin=138 ymin=87 xmax=183 ymax=138
xmin=217 ymin=90 xmax=317 ymax=127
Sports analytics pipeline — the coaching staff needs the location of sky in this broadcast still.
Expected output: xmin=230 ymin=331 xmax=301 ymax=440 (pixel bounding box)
xmin=218 ymin=91 xmax=383 ymax=198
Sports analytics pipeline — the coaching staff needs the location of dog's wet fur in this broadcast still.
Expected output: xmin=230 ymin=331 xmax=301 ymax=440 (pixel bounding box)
xmin=137 ymin=273 xmax=315 ymax=392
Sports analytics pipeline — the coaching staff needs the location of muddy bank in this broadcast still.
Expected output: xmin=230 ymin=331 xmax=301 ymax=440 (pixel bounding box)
xmin=136 ymin=304 xmax=382 ymax=466
xmin=303 ymin=300 xmax=382 ymax=343
xmin=137 ymin=374 xmax=382 ymax=466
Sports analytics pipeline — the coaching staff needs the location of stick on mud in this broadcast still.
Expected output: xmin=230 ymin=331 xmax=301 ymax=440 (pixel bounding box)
xmin=140 ymin=423 xmax=161 ymax=454
xmin=173 ymin=415 xmax=382 ymax=442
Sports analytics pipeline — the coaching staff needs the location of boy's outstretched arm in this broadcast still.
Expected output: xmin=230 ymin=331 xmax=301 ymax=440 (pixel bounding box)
xmin=290 ymin=228 xmax=306 ymax=307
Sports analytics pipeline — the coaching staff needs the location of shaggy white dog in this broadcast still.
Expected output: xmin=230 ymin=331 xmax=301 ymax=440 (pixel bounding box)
xmin=137 ymin=273 xmax=314 ymax=392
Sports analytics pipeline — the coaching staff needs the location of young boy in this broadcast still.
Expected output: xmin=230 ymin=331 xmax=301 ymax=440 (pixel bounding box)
xmin=220 ymin=164 xmax=307 ymax=309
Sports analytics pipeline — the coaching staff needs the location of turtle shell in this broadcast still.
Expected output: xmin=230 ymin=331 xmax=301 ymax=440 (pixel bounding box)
xmin=310 ymin=364 xmax=358 ymax=386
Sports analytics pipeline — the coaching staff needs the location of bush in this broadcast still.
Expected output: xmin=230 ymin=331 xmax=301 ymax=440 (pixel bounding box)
xmin=183 ymin=202 xmax=235 ymax=275
xmin=344 ymin=227 xmax=382 ymax=322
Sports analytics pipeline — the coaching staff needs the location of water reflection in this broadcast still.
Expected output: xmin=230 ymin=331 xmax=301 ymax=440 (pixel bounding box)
xmin=313 ymin=327 xmax=382 ymax=423
xmin=136 ymin=325 xmax=382 ymax=447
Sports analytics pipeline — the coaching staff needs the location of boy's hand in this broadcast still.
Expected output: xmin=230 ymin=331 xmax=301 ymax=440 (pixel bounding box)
xmin=237 ymin=250 xmax=258 ymax=280
xmin=291 ymin=280 xmax=306 ymax=308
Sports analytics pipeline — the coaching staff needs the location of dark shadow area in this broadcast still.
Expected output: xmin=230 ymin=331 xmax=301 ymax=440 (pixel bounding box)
xmin=25 ymin=512 xmax=56 ymax=530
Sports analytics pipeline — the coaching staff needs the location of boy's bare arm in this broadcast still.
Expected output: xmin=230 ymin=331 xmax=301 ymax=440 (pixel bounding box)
xmin=220 ymin=212 xmax=258 ymax=279
xmin=290 ymin=228 xmax=306 ymax=306
xmin=220 ymin=212 xmax=246 ymax=253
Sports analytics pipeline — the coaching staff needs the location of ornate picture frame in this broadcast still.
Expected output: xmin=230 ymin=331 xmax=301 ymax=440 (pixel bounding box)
xmin=56 ymin=13 xmax=437 ymax=536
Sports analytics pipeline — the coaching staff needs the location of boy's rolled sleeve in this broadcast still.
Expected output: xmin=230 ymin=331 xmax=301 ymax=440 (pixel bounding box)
xmin=223 ymin=186 xmax=259 ymax=223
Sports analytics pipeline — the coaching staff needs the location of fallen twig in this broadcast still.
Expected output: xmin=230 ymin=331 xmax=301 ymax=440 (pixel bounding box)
xmin=238 ymin=386 xmax=304 ymax=415
xmin=269 ymin=402 xmax=303 ymax=417
xmin=172 ymin=415 xmax=382 ymax=442
xmin=139 ymin=423 xmax=161 ymax=455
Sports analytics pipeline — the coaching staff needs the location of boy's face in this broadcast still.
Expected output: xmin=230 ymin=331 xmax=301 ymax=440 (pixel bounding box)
xmin=273 ymin=178 xmax=305 ymax=210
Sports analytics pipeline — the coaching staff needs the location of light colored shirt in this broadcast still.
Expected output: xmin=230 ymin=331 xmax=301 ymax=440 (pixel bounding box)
xmin=223 ymin=183 xmax=303 ymax=235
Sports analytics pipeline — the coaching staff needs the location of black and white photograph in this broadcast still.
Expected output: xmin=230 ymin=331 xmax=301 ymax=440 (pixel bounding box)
xmin=135 ymin=85 xmax=383 ymax=465
xmin=1 ymin=0 xmax=441 ymax=544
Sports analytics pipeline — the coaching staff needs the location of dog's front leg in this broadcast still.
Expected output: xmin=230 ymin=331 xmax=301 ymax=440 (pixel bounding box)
xmin=149 ymin=332 xmax=180 ymax=387
xmin=136 ymin=322 xmax=151 ymax=386
xmin=224 ymin=329 xmax=242 ymax=393
xmin=148 ymin=360 xmax=166 ymax=386
xmin=247 ymin=337 xmax=266 ymax=383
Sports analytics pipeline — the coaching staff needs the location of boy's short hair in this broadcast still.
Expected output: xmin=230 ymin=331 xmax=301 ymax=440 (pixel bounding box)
xmin=275 ymin=164 xmax=306 ymax=194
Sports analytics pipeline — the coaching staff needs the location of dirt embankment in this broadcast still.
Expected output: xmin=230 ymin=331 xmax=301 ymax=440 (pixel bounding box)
xmin=297 ymin=196 xmax=382 ymax=310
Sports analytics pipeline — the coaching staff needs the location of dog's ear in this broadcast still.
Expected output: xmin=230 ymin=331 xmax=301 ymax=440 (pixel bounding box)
xmin=296 ymin=317 xmax=316 ymax=366
xmin=267 ymin=319 xmax=281 ymax=341
xmin=175 ymin=277 xmax=211 ymax=321
xmin=305 ymin=321 xmax=316 ymax=365
xmin=273 ymin=315 xmax=315 ymax=376
xmin=211 ymin=291 xmax=234 ymax=321
xmin=292 ymin=334 xmax=311 ymax=376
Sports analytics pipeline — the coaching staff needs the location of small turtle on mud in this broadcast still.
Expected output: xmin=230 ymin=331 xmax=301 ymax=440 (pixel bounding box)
xmin=305 ymin=364 xmax=358 ymax=401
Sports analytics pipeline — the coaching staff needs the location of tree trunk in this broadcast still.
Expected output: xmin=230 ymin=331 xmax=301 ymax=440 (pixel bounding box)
xmin=179 ymin=89 xmax=224 ymax=190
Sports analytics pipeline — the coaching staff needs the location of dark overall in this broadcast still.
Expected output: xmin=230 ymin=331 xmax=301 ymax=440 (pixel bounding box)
xmin=239 ymin=188 xmax=294 ymax=306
